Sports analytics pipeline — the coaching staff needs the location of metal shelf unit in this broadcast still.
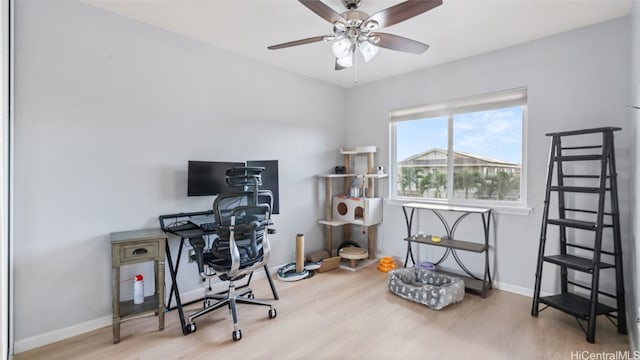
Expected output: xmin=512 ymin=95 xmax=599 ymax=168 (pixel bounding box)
xmin=401 ymin=202 xmax=492 ymax=297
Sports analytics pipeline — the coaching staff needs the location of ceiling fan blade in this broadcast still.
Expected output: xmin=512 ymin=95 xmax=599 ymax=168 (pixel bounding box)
xmin=369 ymin=32 xmax=429 ymax=54
xmin=367 ymin=0 xmax=442 ymax=28
xmin=267 ymin=36 xmax=329 ymax=50
xmin=299 ymin=0 xmax=346 ymax=24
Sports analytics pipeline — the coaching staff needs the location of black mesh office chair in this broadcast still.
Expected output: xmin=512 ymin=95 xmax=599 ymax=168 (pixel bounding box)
xmin=187 ymin=167 xmax=277 ymax=341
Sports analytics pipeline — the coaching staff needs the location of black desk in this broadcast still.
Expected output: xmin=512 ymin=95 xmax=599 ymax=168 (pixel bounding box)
xmin=159 ymin=210 xmax=279 ymax=335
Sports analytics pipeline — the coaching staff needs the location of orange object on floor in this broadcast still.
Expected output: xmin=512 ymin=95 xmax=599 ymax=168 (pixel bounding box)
xmin=377 ymin=256 xmax=398 ymax=273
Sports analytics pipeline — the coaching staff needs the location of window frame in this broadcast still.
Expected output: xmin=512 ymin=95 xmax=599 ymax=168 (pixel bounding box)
xmin=389 ymin=88 xmax=530 ymax=214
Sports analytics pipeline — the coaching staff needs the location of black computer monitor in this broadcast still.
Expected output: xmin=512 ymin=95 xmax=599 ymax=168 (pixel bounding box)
xmin=187 ymin=160 xmax=280 ymax=214
xmin=247 ymin=160 xmax=279 ymax=214
xmin=187 ymin=161 xmax=245 ymax=196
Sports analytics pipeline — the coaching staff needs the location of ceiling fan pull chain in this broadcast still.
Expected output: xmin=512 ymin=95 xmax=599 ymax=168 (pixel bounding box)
xmin=353 ymin=48 xmax=358 ymax=84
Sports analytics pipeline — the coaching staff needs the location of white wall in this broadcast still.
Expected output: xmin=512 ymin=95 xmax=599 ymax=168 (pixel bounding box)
xmin=629 ymin=0 xmax=639 ymax=352
xmin=345 ymin=16 xmax=632 ymax=305
xmin=13 ymin=1 xmax=346 ymax=347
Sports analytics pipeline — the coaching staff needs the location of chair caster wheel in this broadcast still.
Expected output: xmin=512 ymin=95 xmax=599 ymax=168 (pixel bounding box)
xmin=268 ymin=308 xmax=277 ymax=319
xmin=232 ymin=329 xmax=242 ymax=341
xmin=186 ymin=322 xmax=196 ymax=334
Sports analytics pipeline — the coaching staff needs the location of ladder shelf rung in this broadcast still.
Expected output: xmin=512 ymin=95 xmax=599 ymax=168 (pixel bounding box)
xmin=547 ymin=218 xmax=596 ymax=230
xmin=561 ymin=208 xmax=614 ymax=216
xmin=562 ymin=208 xmax=597 ymax=214
xmin=543 ymin=254 xmax=614 ymax=272
xmin=550 ymin=186 xmax=601 ymax=193
xmin=566 ymin=243 xmax=616 ymax=257
xmin=553 ymin=155 xmax=603 ymax=162
xmin=538 ymin=293 xmax=617 ymax=319
xmin=545 ymin=127 xmax=621 ymax=137
xmin=566 ymin=280 xmax=617 ymax=299
xmin=562 ymin=175 xmax=607 ymax=179
xmin=561 ymin=145 xmax=602 ymax=150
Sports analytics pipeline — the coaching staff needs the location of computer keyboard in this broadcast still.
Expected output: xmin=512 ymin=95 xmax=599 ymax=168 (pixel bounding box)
xmin=199 ymin=222 xmax=216 ymax=232
xmin=168 ymin=221 xmax=199 ymax=232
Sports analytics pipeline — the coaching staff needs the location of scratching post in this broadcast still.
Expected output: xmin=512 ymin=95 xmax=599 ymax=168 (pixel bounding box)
xmin=296 ymin=234 xmax=305 ymax=273
xmin=276 ymin=234 xmax=313 ymax=281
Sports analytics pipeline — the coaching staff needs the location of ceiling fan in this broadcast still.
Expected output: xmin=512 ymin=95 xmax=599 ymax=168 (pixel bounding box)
xmin=267 ymin=0 xmax=443 ymax=71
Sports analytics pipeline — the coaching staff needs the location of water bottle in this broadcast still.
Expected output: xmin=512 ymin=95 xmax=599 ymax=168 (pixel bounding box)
xmin=133 ymin=274 xmax=144 ymax=304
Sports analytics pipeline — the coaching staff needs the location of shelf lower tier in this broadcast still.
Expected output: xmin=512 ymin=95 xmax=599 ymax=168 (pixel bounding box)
xmin=119 ymin=294 xmax=161 ymax=319
xmin=339 ymin=258 xmax=378 ymax=272
xmin=538 ymin=293 xmax=616 ymax=319
xmin=404 ymin=236 xmax=487 ymax=253
xmin=436 ymin=269 xmax=491 ymax=297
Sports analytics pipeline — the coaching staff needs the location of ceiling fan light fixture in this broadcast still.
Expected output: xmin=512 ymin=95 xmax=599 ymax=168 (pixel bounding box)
xmin=336 ymin=54 xmax=353 ymax=68
xmin=358 ymin=40 xmax=379 ymax=62
xmin=363 ymin=19 xmax=378 ymax=31
xmin=332 ymin=38 xmax=352 ymax=58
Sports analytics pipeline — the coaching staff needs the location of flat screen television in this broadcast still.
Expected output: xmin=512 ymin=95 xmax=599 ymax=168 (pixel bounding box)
xmin=187 ymin=161 xmax=244 ymax=197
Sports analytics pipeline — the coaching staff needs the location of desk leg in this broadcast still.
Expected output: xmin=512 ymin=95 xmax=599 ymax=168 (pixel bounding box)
xmin=166 ymin=238 xmax=185 ymax=309
xmin=165 ymin=239 xmax=189 ymax=335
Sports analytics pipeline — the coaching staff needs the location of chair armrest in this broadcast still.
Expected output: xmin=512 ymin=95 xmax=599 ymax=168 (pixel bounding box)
xmin=188 ymin=236 xmax=207 ymax=278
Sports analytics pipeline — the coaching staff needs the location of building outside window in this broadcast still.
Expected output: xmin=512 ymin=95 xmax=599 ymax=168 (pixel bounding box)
xmin=389 ymin=88 xmax=527 ymax=207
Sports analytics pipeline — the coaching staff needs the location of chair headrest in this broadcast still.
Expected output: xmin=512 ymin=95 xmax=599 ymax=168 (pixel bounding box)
xmin=225 ymin=167 xmax=265 ymax=188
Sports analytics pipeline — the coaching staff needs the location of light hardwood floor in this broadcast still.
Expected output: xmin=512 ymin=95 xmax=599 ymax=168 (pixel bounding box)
xmin=15 ymin=266 xmax=630 ymax=360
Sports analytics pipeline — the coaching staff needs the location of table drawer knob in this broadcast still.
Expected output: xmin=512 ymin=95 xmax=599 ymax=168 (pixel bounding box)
xmin=132 ymin=248 xmax=148 ymax=255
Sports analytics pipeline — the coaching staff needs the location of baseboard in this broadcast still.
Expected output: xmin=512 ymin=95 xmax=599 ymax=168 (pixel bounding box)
xmin=13 ymin=265 xmax=278 ymax=354
xmin=492 ymin=280 xmax=534 ymax=297
xmin=492 ymin=280 xmax=553 ymax=298
xmin=13 ymin=315 xmax=112 ymax=354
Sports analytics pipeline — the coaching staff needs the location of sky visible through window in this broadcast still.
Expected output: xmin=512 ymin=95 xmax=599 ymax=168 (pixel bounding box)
xmin=396 ymin=106 xmax=523 ymax=164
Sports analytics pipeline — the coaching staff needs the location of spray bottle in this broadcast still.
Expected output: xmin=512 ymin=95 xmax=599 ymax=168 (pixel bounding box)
xmin=133 ymin=274 xmax=144 ymax=304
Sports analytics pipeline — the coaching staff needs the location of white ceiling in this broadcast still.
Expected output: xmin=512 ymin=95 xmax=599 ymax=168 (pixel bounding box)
xmin=83 ymin=0 xmax=631 ymax=88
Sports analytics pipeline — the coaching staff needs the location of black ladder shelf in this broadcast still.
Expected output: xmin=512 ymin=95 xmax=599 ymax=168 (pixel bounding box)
xmin=531 ymin=127 xmax=627 ymax=343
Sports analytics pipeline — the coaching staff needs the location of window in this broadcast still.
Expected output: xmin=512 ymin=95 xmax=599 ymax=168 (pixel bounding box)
xmin=390 ymin=88 xmax=527 ymax=207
